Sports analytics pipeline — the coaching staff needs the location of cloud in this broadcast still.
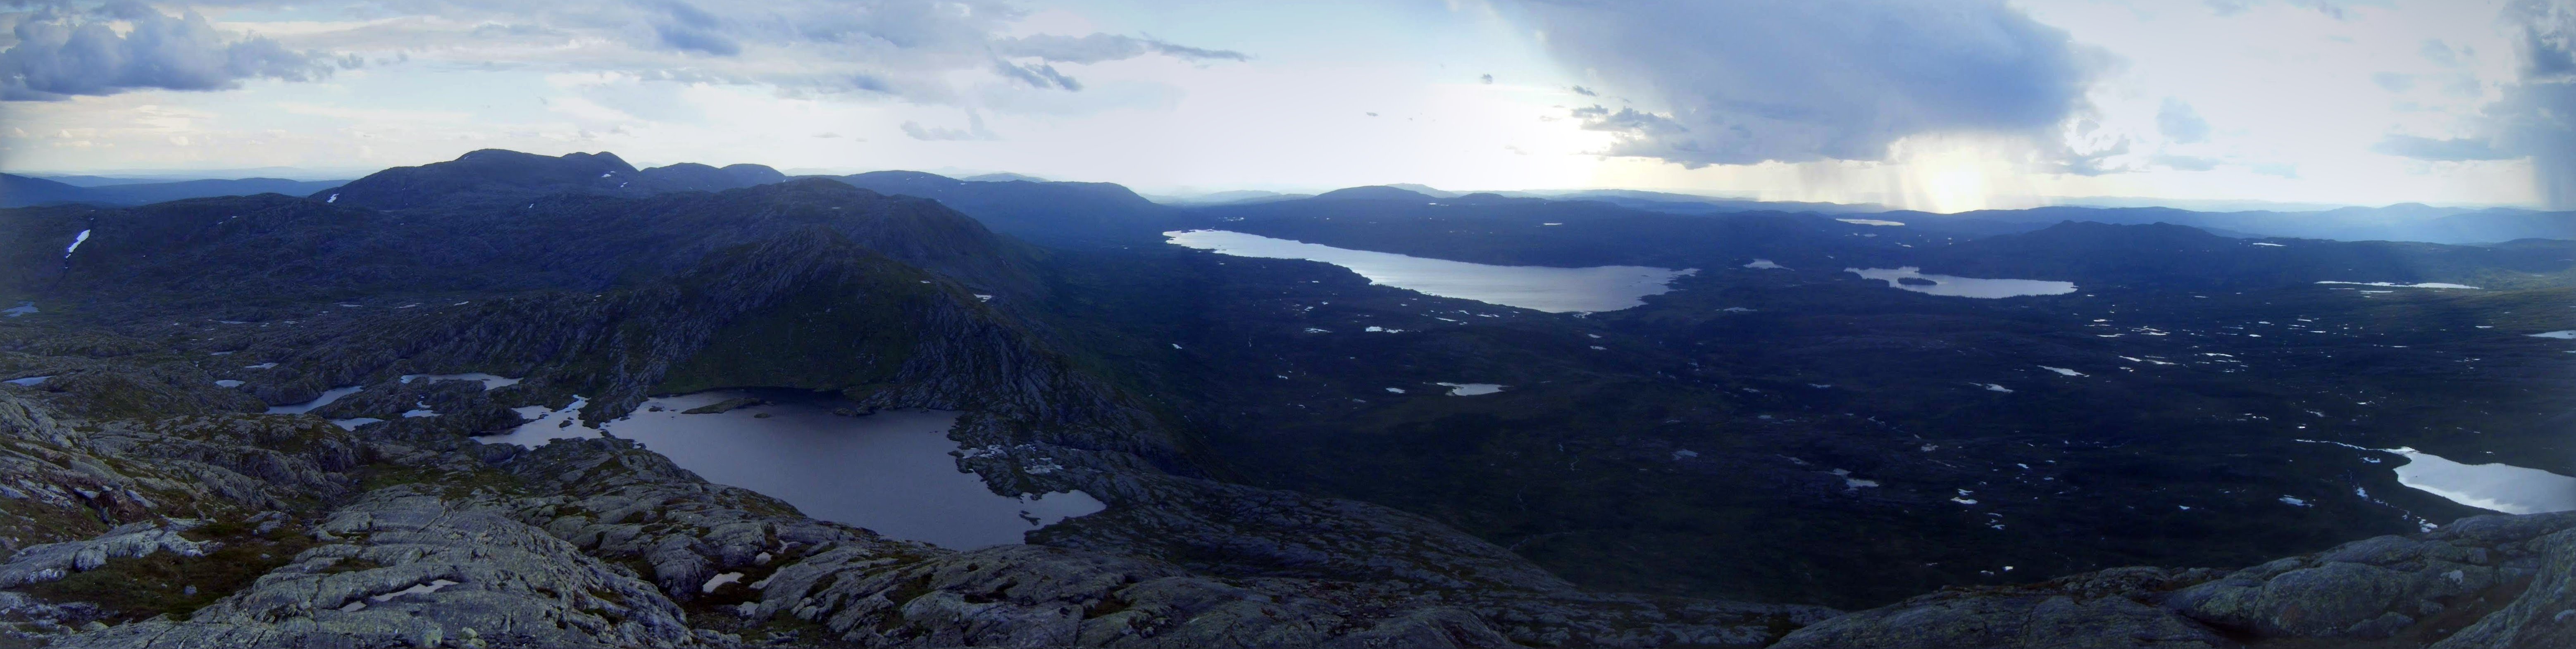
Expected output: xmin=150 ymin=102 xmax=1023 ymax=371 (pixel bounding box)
xmin=1480 ymin=74 xmax=1494 ymax=84
xmin=2422 ymin=39 xmax=2465 ymax=67
xmin=649 ymin=0 xmax=741 ymax=56
xmin=2498 ymin=0 xmax=2576 ymax=207
xmin=2204 ymin=0 xmax=2375 ymax=21
xmin=2157 ymin=98 xmax=2212 ymax=144
xmin=2045 ymin=137 xmax=2133 ymax=176
xmin=1 ymin=4 xmax=337 ymax=101
xmin=901 ymin=114 xmax=995 ymax=140
xmin=2251 ymin=162 xmax=2300 ymax=178
xmin=995 ymin=61 xmax=1080 ymax=90
xmin=2370 ymin=134 xmax=2513 ymax=161
xmin=2372 ymin=72 xmax=2416 ymax=93
xmin=2151 ymin=154 xmax=2223 ymax=171
xmin=1569 ymin=85 xmax=1596 ymax=96
xmin=993 ymin=33 xmax=1249 ymax=64
xmin=85 ymin=1 xmax=1247 ymax=106
xmin=1497 ymin=0 xmax=2101 ymax=168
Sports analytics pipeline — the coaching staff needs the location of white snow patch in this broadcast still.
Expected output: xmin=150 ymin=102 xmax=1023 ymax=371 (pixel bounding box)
xmin=267 ymin=385 xmax=363 ymax=414
xmin=1743 ymin=259 xmax=1787 ymax=269
xmin=63 ymin=230 xmax=91 ymax=257
xmin=399 ymin=373 xmax=521 ymax=390
xmin=369 ymin=579 xmax=457 ymax=602
xmin=244 ymin=363 xmax=277 ymax=370
xmin=214 ymin=380 xmax=244 ymax=388
xmin=2251 ymin=242 xmax=2286 ymax=247
xmin=2039 ymin=366 xmax=2085 ymax=377
xmin=329 ymin=418 xmax=383 ymax=430
xmin=2280 ymin=496 xmax=2310 ymax=506
xmin=5 ymin=376 xmax=51 ymax=387
xmin=2527 ymin=330 xmax=2576 ymax=340
xmin=1836 ymin=218 xmax=1906 ymax=226
xmin=1830 ymin=469 xmax=1880 ymax=490
xmin=1981 ymin=383 xmax=2014 ymax=393
xmin=702 ymin=572 xmax=745 ymax=593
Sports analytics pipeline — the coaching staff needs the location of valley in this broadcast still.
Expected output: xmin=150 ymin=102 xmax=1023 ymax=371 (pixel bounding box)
xmin=1 ymin=150 xmax=2572 ymax=647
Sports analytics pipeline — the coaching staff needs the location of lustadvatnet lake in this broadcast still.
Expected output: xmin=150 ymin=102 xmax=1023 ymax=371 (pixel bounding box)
xmin=1846 ymin=267 xmax=2078 ymax=298
xmin=480 ymin=390 xmax=1104 ymax=549
xmin=1165 ymin=229 xmax=1694 ymax=313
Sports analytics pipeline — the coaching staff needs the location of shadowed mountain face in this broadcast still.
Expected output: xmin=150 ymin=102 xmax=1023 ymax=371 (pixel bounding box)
xmin=3 ymin=149 xmax=2575 ymax=648
xmin=308 ymin=149 xmax=789 ymax=211
xmin=831 ymin=170 xmax=1189 ymax=247
xmin=10 ymin=178 xmax=1034 ymax=302
xmin=0 ymin=174 xmax=351 ymax=208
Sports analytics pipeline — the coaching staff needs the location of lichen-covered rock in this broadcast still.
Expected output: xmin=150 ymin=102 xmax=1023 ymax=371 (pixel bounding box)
xmin=2424 ymin=525 xmax=2576 ymax=649
xmin=2168 ymin=511 xmax=2576 ymax=641
xmin=1771 ymin=512 xmax=2576 ymax=649
xmin=0 ymin=519 xmax=215 ymax=587
xmin=48 ymin=486 xmax=702 ymax=649
xmin=1768 ymin=567 xmax=2228 ymax=649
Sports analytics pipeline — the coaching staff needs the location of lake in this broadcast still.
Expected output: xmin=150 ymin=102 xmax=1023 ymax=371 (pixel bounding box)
xmin=2388 ymin=447 xmax=2576 ymax=515
xmin=1165 ymin=230 xmax=1694 ymax=313
xmin=1846 ymin=267 xmax=2078 ymax=298
xmin=480 ymin=390 xmax=1105 ymax=549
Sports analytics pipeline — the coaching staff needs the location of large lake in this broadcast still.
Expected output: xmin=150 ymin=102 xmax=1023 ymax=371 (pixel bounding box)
xmin=2388 ymin=447 xmax=2576 ymax=515
xmin=480 ymin=390 xmax=1104 ymax=549
xmin=1165 ymin=230 xmax=1694 ymax=313
xmin=1847 ymin=267 xmax=2078 ymax=298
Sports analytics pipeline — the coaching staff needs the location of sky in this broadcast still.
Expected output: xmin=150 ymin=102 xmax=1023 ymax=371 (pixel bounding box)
xmin=2 ymin=0 xmax=2571 ymax=212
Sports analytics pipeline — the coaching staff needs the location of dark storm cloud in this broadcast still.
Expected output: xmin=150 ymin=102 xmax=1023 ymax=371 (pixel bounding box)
xmin=0 ymin=2 xmax=336 ymax=101
xmin=2333 ymin=1 xmax=2576 ymax=207
xmin=993 ymin=33 xmax=1249 ymax=64
xmin=2500 ymin=0 xmax=2576 ymax=208
xmin=1497 ymin=0 xmax=2102 ymax=168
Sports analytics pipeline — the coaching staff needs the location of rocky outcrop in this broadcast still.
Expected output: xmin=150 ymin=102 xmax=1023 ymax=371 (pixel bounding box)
xmin=54 ymin=486 xmax=705 ymax=649
xmin=0 ymin=520 xmax=216 ymax=588
xmin=1771 ymin=511 xmax=2576 ymax=649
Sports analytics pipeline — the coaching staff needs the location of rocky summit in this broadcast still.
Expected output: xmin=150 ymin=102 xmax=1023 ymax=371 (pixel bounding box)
xmin=1 ymin=148 xmax=2572 ymax=649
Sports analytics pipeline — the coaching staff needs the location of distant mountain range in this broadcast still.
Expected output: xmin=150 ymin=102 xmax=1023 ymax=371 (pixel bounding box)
xmin=11 ymin=153 xmax=2571 ymax=245
xmin=0 ymin=174 xmax=350 ymax=208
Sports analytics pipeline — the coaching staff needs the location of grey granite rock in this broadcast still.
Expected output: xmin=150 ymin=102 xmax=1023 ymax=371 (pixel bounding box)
xmin=1772 ymin=512 xmax=2576 ymax=649
xmin=50 ymin=485 xmax=703 ymax=649
xmin=0 ymin=519 xmax=214 ymax=587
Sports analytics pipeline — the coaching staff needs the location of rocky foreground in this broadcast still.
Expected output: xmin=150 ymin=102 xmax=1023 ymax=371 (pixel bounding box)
xmin=1 ymin=378 xmax=2573 ymax=649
